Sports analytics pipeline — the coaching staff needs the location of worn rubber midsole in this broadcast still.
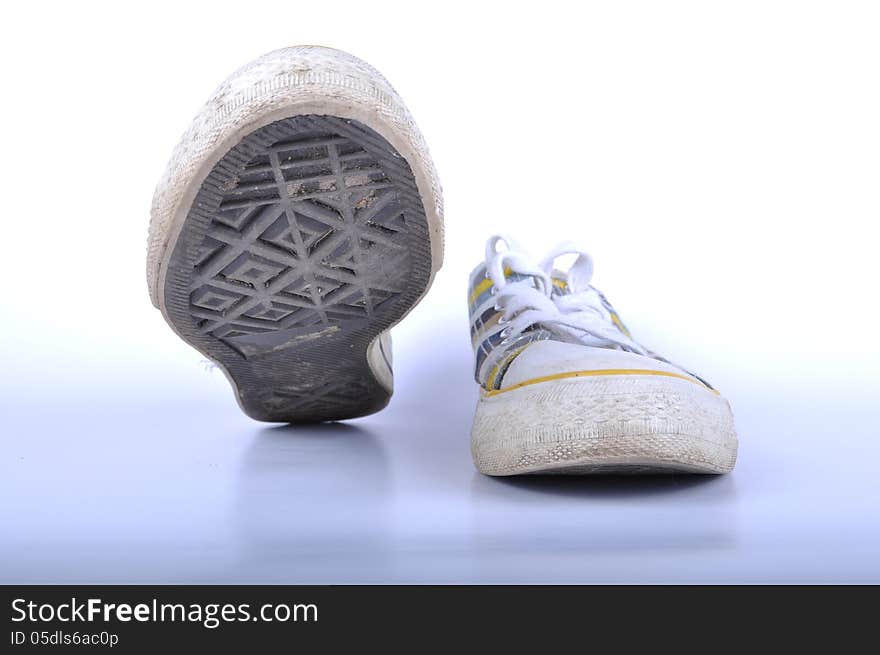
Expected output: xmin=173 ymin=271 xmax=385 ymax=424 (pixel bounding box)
xmin=148 ymin=46 xmax=444 ymax=308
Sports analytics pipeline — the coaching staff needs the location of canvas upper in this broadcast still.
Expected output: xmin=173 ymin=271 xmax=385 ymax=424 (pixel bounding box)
xmin=467 ymin=236 xmax=715 ymax=395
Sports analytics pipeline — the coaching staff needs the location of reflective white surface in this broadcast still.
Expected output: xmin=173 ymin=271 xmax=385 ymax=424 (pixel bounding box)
xmin=3 ymin=327 xmax=879 ymax=584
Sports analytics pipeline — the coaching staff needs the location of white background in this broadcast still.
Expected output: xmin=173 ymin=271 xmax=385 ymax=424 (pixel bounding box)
xmin=1 ymin=1 xmax=879 ymax=582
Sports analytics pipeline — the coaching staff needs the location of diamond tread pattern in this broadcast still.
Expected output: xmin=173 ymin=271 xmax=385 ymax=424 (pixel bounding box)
xmin=163 ymin=115 xmax=431 ymax=422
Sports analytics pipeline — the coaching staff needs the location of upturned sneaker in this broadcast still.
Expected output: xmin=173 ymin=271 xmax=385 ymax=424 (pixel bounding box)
xmin=147 ymin=46 xmax=443 ymax=422
xmin=467 ymin=236 xmax=738 ymax=475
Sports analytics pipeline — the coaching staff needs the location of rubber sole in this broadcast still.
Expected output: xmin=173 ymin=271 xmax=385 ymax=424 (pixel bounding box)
xmin=471 ymin=376 xmax=738 ymax=475
xmin=162 ymin=114 xmax=431 ymax=422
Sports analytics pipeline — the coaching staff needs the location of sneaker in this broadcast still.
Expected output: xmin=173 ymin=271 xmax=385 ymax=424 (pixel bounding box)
xmin=147 ymin=46 xmax=443 ymax=422
xmin=467 ymin=236 xmax=738 ymax=475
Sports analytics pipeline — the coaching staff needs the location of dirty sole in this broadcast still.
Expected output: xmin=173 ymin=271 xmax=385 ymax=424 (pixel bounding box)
xmin=161 ymin=114 xmax=431 ymax=422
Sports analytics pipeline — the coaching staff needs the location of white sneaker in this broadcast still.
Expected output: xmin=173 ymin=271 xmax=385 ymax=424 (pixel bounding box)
xmin=147 ymin=46 xmax=443 ymax=422
xmin=467 ymin=236 xmax=738 ymax=475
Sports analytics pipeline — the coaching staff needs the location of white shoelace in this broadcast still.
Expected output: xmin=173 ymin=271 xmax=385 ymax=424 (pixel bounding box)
xmin=485 ymin=235 xmax=648 ymax=355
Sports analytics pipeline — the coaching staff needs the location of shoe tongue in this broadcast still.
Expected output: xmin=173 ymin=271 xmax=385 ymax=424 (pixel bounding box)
xmin=550 ymin=269 xmax=633 ymax=339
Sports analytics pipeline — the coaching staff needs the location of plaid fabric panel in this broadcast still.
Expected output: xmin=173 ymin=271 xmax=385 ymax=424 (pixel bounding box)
xmin=467 ymin=264 xmax=553 ymax=389
xmin=478 ymin=329 xmax=551 ymax=389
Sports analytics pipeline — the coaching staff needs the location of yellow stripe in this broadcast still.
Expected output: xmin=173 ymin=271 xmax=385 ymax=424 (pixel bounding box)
xmin=485 ymin=344 xmax=529 ymax=389
xmin=482 ymin=368 xmax=718 ymax=397
xmin=485 ymin=362 xmax=503 ymax=390
xmin=468 ymin=277 xmax=493 ymax=307
xmin=552 ymin=278 xmax=568 ymax=290
xmin=609 ymin=312 xmax=632 ymax=338
xmin=469 ymin=267 xmax=515 ymax=307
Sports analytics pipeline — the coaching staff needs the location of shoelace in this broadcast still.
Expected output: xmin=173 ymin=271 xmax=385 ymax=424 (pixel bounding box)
xmin=485 ymin=235 xmax=648 ymax=355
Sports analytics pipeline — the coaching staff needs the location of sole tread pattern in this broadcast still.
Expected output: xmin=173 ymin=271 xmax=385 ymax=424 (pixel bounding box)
xmin=163 ymin=115 xmax=431 ymax=422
